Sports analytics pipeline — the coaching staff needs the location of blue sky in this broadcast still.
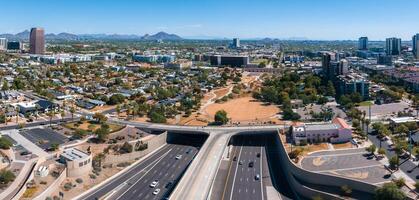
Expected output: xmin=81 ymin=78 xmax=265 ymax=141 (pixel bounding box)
xmin=2 ymin=0 xmax=418 ymax=40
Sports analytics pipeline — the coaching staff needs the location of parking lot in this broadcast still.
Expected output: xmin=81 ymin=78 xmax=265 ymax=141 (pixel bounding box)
xmin=357 ymin=101 xmax=411 ymax=121
xmin=19 ymin=128 xmax=68 ymax=150
xmin=301 ymin=148 xmax=392 ymax=184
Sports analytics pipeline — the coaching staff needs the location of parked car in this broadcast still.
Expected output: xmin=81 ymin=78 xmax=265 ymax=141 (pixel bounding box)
xmin=255 ymin=174 xmax=260 ymax=180
xmin=175 ymin=155 xmax=182 ymax=160
xmin=249 ymin=161 xmax=254 ymax=168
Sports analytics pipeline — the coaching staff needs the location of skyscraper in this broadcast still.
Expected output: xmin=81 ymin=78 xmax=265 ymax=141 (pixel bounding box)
xmin=322 ymin=52 xmax=336 ymax=79
xmin=386 ymin=37 xmax=401 ymax=56
xmin=232 ymin=38 xmax=240 ymax=48
xmin=29 ymin=27 xmax=45 ymax=54
xmin=0 ymin=38 xmax=7 ymax=51
xmin=413 ymin=34 xmax=419 ymax=59
xmin=358 ymin=37 xmax=368 ymax=50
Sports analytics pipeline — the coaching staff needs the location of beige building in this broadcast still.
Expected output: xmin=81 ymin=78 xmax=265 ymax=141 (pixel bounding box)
xmin=60 ymin=148 xmax=92 ymax=177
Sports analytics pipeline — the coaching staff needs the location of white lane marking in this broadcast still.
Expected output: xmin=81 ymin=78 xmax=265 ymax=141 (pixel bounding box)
xmin=315 ymin=164 xmax=382 ymax=173
xmin=260 ymin=146 xmax=264 ymax=200
xmin=229 ymin=144 xmax=243 ymax=200
xmin=115 ymin=149 xmax=172 ymax=200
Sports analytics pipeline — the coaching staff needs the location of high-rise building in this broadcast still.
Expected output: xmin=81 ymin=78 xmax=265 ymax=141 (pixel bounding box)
xmin=0 ymin=38 xmax=7 ymax=51
xmin=232 ymin=38 xmax=240 ymax=48
xmin=386 ymin=37 xmax=401 ymax=56
xmin=337 ymin=59 xmax=349 ymax=75
xmin=358 ymin=37 xmax=368 ymax=50
xmin=29 ymin=27 xmax=45 ymax=54
xmin=322 ymin=52 xmax=336 ymax=78
xmin=413 ymin=34 xmax=419 ymax=59
xmin=7 ymin=41 xmax=22 ymax=50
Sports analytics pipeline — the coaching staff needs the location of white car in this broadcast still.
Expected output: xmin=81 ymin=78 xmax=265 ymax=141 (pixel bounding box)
xmin=150 ymin=180 xmax=159 ymax=188
xmin=175 ymin=155 xmax=182 ymax=160
xmin=153 ymin=188 xmax=161 ymax=195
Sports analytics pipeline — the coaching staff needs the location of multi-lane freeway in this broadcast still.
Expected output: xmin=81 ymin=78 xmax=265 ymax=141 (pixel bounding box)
xmin=211 ymin=134 xmax=295 ymax=200
xmin=78 ymin=143 xmax=199 ymax=200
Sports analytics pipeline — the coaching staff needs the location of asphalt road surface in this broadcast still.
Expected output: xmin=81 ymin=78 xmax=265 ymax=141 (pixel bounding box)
xmin=217 ymin=134 xmax=293 ymax=200
xmin=79 ymin=144 xmax=198 ymax=200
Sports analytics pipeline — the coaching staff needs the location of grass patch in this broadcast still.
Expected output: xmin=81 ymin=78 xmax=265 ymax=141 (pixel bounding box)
xmin=22 ymin=187 xmax=38 ymax=198
xmin=64 ymin=121 xmax=125 ymax=133
xmin=356 ymin=101 xmax=373 ymax=107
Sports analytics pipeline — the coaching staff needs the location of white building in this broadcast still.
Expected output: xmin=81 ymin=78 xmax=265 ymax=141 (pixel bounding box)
xmin=0 ymin=38 xmax=7 ymax=51
xmin=60 ymin=148 xmax=92 ymax=178
xmin=291 ymin=118 xmax=352 ymax=145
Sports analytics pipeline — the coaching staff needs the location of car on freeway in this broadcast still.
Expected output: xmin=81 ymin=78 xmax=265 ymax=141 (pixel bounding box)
xmin=186 ymin=148 xmax=192 ymax=154
xmin=256 ymin=153 xmax=260 ymax=158
xmin=165 ymin=181 xmax=173 ymax=189
xmin=239 ymin=160 xmax=243 ymax=165
xmin=153 ymin=188 xmax=161 ymax=195
xmin=255 ymin=174 xmax=260 ymax=180
xmin=175 ymin=154 xmax=182 ymax=160
xmin=150 ymin=180 xmax=159 ymax=188
xmin=249 ymin=161 xmax=254 ymax=168
xmin=233 ymin=156 xmax=237 ymax=161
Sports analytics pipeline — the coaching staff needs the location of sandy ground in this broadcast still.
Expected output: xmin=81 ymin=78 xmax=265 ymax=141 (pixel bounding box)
xmin=332 ymin=142 xmax=355 ymax=149
xmin=205 ymin=96 xmax=280 ymax=123
xmin=90 ymin=105 xmax=116 ymax=112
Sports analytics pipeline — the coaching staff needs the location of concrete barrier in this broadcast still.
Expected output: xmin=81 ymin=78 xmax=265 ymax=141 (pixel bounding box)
xmin=273 ymin=129 xmax=389 ymax=200
xmin=32 ymin=168 xmax=67 ymax=200
xmin=103 ymin=131 xmax=167 ymax=165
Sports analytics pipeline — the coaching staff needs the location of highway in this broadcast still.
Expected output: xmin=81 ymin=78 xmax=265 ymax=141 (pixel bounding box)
xmin=212 ymin=134 xmax=294 ymax=200
xmin=78 ymin=143 xmax=199 ymax=200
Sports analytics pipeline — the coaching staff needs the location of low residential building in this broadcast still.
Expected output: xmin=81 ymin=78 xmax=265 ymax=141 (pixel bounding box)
xmin=389 ymin=117 xmax=419 ymax=128
xmin=291 ymin=118 xmax=352 ymax=145
xmin=60 ymin=148 xmax=92 ymax=178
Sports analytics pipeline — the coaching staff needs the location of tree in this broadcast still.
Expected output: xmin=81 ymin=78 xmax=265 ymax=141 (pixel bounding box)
xmin=366 ymin=144 xmax=376 ymax=155
xmin=49 ymin=143 xmax=59 ymax=151
xmin=120 ymin=142 xmax=133 ymax=154
xmin=94 ymin=125 xmax=110 ymax=142
xmin=289 ymin=148 xmax=303 ymax=159
xmin=1 ymin=80 xmax=9 ymax=91
xmin=214 ymin=110 xmax=229 ymax=125
xmin=93 ymin=113 xmax=107 ymax=124
xmin=394 ymin=124 xmax=408 ymax=136
xmin=393 ymin=178 xmax=405 ymax=188
xmin=0 ymin=137 xmax=12 ymax=150
xmin=374 ymin=182 xmax=406 ymax=200
xmin=326 ymin=81 xmax=336 ymax=96
xmin=149 ymin=111 xmax=166 ymax=123
xmin=70 ymin=107 xmax=75 ymax=121
xmin=378 ymin=148 xmax=386 ymax=157
xmin=107 ymin=94 xmax=125 ymax=105
xmin=414 ymin=181 xmax=419 ymax=191
xmin=46 ymin=110 xmax=55 ymax=127
xmin=389 ymin=156 xmax=399 ymax=170
xmin=116 ymin=105 xmax=121 ymax=117
xmin=0 ymin=169 xmax=16 ymax=184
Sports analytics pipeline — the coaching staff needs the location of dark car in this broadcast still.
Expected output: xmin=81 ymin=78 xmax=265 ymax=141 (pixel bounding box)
xmin=233 ymin=156 xmax=237 ymax=161
xmin=165 ymin=181 xmax=173 ymax=189
xmin=249 ymin=161 xmax=254 ymax=168
xmin=256 ymin=153 xmax=260 ymax=158
xmin=186 ymin=148 xmax=192 ymax=154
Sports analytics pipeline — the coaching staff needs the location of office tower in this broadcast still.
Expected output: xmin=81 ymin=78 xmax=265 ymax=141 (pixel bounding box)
xmin=413 ymin=34 xmax=419 ymax=59
xmin=29 ymin=27 xmax=45 ymax=54
xmin=7 ymin=41 xmax=21 ymax=50
xmin=358 ymin=37 xmax=368 ymax=50
xmin=0 ymin=38 xmax=7 ymax=50
xmin=232 ymin=38 xmax=240 ymax=48
xmin=386 ymin=37 xmax=401 ymax=56
xmin=378 ymin=55 xmax=393 ymax=66
xmin=322 ymin=52 xmax=336 ymax=78
xmin=337 ymin=59 xmax=349 ymax=75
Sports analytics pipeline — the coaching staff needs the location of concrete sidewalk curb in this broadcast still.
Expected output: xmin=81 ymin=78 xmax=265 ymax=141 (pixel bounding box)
xmin=73 ymin=143 xmax=167 ymax=200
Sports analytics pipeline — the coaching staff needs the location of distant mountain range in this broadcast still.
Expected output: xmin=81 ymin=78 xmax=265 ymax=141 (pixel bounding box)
xmin=0 ymin=31 xmax=183 ymax=41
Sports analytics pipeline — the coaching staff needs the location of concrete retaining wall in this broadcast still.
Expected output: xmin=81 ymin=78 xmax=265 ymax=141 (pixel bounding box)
xmin=103 ymin=131 xmax=167 ymax=165
xmin=33 ymin=168 xmax=67 ymax=200
xmin=273 ymin=130 xmax=378 ymax=199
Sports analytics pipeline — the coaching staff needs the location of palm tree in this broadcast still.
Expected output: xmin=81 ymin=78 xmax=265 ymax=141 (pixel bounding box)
xmin=60 ymin=110 xmax=65 ymax=122
xmin=70 ymin=106 xmax=75 ymax=121
xmin=116 ymin=104 xmax=121 ymax=118
xmin=15 ymin=106 xmax=19 ymax=124
xmin=46 ymin=110 xmax=55 ymax=127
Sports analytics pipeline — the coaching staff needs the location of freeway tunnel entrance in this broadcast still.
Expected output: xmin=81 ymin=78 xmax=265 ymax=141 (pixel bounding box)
xmin=210 ymin=132 xmax=295 ymax=200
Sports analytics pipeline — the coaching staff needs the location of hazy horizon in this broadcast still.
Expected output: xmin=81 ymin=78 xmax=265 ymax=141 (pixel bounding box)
xmin=2 ymin=0 xmax=419 ymax=40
